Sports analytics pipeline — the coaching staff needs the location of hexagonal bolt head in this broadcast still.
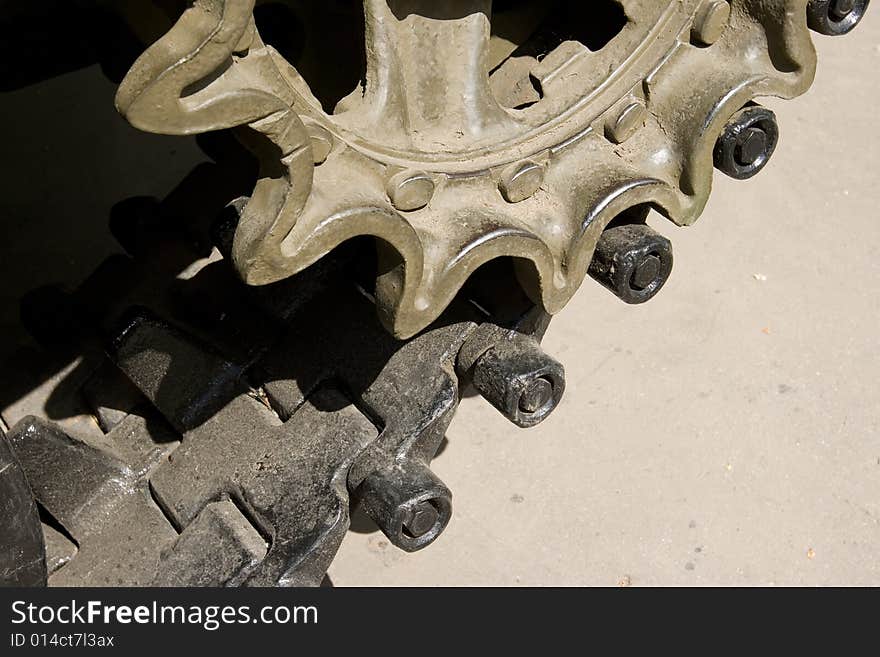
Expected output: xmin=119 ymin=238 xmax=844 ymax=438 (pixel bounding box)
xmin=589 ymin=223 xmax=674 ymax=305
xmin=358 ymin=462 xmax=452 ymax=553
xmin=631 ymin=254 xmax=662 ymax=291
xmin=713 ymin=105 xmax=779 ymax=180
xmin=807 ymin=0 xmax=869 ymax=35
xmin=734 ymin=127 xmax=769 ymax=167
xmin=519 ymin=377 xmax=553 ymax=414
xmin=691 ymin=0 xmax=731 ymax=46
xmin=402 ymin=501 xmax=440 ymax=539
xmin=471 ymin=336 xmax=565 ymax=429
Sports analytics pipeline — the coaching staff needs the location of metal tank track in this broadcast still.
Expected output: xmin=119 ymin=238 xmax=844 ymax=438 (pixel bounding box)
xmin=1 ymin=189 xmax=560 ymax=586
xmin=0 ymin=0 xmax=871 ymax=586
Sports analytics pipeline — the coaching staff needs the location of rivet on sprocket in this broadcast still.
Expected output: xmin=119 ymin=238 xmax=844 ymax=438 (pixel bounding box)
xmin=307 ymin=125 xmax=334 ymax=165
xmin=499 ymin=160 xmax=545 ymax=203
xmin=692 ymin=1 xmax=731 ymax=46
xmin=386 ymin=170 xmax=435 ymax=212
xmin=605 ymin=101 xmax=647 ymax=145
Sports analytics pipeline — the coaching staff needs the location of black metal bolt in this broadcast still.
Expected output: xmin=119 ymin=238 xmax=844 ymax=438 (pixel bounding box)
xmin=519 ymin=377 xmax=553 ymax=414
xmin=714 ymin=105 xmax=779 ymax=180
xmin=630 ymin=254 xmax=662 ymax=291
xmin=589 ymin=223 xmax=673 ymax=304
xmin=734 ymin=127 xmax=769 ymax=167
xmin=831 ymin=0 xmax=856 ymax=18
xmin=358 ymin=462 xmax=453 ymax=552
xmin=468 ymin=335 xmax=565 ymax=429
xmin=807 ymin=0 xmax=869 ymax=35
xmin=402 ymin=501 xmax=440 ymax=538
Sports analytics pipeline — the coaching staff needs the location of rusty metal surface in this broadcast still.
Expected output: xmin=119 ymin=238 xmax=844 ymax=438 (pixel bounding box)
xmin=115 ymin=0 xmax=833 ymax=339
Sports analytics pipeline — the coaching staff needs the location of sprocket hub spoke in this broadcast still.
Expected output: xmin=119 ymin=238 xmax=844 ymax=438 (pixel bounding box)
xmin=345 ymin=0 xmax=519 ymax=150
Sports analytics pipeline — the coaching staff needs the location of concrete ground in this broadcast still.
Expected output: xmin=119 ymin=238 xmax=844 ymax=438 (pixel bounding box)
xmin=329 ymin=15 xmax=880 ymax=586
xmin=1 ymin=10 xmax=877 ymax=587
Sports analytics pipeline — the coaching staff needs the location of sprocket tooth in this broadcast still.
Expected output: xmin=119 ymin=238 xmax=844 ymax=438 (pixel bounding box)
xmin=115 ymin=0 xmax=840 ymax=335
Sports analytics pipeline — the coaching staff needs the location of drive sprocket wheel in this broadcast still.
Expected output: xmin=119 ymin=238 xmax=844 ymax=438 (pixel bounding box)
xmin=117 ymin=1 xmax=831 ymax=337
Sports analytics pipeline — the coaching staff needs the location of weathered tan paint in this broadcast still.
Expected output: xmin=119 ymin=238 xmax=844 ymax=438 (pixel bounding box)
xmin=117 ymin=1 xmax=818 ymax=338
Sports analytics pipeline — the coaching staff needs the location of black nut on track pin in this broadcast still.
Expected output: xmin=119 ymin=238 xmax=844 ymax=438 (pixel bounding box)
xmin=588 ymin=223 xmax=673 ymax=305
xmin=714 ymin=105 xmax=779 ymax=180
xmin=358 ymin=461 xmax=452 ymax=553
xmin=807 ymin=0 xmax=870 ymax=35
xmin=471 ymin=337 xmax=565 ymax=429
